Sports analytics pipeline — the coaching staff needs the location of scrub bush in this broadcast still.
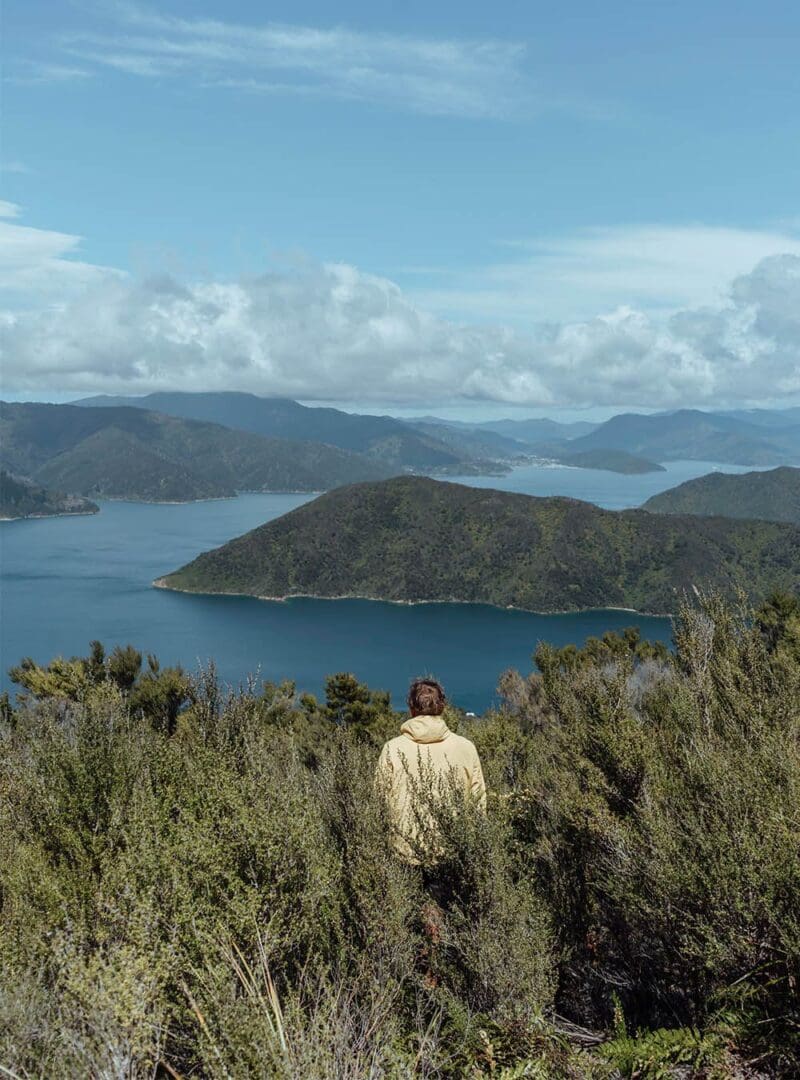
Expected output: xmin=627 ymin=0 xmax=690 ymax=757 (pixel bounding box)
xmin=1 ymin=591 xmax=797 ymax=1076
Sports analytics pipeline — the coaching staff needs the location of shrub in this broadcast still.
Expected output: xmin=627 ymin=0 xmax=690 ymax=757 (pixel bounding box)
xmin=1 ymin=591 xmax=798 ymax=1076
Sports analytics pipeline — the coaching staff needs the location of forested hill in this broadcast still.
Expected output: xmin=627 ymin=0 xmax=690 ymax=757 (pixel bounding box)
xmin=74 ymin=392 xmax=512 ymax=474
xmin=160 ymin=475 xmax=800 ymax=614
xmin=0 ymin=470 xmax=99 ymax=519
xmin=566 ymin=408 xmax=800 ymax=466
xmin=643 ymin=466 xmax=800 ymax=523
xmin=0 ymin=401 xmax=393 ymax=502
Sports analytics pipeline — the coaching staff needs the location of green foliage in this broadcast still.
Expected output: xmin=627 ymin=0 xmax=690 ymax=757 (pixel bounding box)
xmin=324 ymin=671 xmax=392 ymax=731
xmin=601 ymin=1023 xmax=726 ymax=1078
xmin=757 ymin=590 xmax=800 ymax=668
xmin=1 ymin=591 xmax=799 ymax=1076
xmin=8 ymin=640 xmax=193 ymax=733
xmin=536 ymin=624 xmax=671 ymax=673
xmin=163 ymin=474 xmax=800 ymax=614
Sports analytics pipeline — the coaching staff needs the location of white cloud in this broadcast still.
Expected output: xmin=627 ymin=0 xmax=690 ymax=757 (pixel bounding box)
xmin=2 ymin=209 xmax=800 ymax=409
xmin=0 ymin=210 xmax=122 ymax=309
xmin=51 ymin=2 xmax=530 ymax=118
xmin=407 ymin=224 xmax=800 ymax=324
xmin=7 ymin=62 xmax=93 ymax=85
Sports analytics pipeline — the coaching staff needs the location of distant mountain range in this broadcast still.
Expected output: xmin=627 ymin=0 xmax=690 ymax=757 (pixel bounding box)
xmin=716 ymin=407 xmax=800 ymax=430
xmin=0 ymin=469 xmax=99 ymax=520
xmin=75 ymin=392 xmax=515 ymax=475
xmin=74 ymin=394 xmax=666 ymax=474
xmin=7 ymin=396 xmax=800 ymax=511
xmin=159 ymin=476 xmax=800 ymax=615
xmin=0 ymin=402 xmax=395 ymax=502
xmin=644 ymin=466 xmax=800 ymax=523
xmin=418 ymin=415 xmax=599 ymax=443
xmin=417 ymin=407 xmax=800 ymax=470
xmin=565 ymin=409 xmax=800 ymax=466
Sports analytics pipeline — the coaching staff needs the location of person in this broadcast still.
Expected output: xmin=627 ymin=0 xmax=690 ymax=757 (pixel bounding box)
xmin=376 ymin=677 xmax=486 ymax=864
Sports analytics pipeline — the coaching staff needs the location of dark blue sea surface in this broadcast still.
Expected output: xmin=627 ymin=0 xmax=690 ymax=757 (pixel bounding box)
xmin=0 ymin=461 xmax=752 ymax=710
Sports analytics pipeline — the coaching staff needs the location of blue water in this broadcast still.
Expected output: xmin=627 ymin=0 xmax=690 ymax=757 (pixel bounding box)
xmin=449 ymin=459 xmax=762 ymax=507
xmin=0 ymin=461 xmax=751 ymax=711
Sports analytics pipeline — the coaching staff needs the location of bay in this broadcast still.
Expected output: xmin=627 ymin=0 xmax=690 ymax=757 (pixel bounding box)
xmin=448 ymin=458 xmax=762 ymax=507
xmin=0 ymin=460 xmax=754 ymax=711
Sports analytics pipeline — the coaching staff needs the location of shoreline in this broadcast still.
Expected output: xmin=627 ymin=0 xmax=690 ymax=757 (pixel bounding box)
xmin=0 ymin=508 xmax=99 ymax=522
xmin=97 ymin=489 xmax=322 ymax=505
xmin=152 ymin=579 xmax=670 ymax=619
xmin=1 ymin=489 xmax=319 ymax=520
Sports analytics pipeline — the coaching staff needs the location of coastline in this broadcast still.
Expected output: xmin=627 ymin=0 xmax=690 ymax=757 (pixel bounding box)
xmin=99 ymin=488 xmax=323 ymax=505
xmin=152 ymin=578 xmax=669 ymax=619
xmin=0 ymin=508 xmax=99 ymax=522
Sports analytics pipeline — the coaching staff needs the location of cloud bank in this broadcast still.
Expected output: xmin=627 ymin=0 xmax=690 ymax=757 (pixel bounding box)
xmin=410 ymin=225 xmax=800 ymax=324
xmin=2 ymin=210 xmax=799 ymax=408
xmin=0 ymin=202 xmax=123 ymax=311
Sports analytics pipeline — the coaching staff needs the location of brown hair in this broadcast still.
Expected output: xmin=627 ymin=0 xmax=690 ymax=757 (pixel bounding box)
xmin=407 ymin=678 xmax=446 ymax=717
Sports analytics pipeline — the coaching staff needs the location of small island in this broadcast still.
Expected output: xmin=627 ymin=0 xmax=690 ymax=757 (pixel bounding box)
xmin=551 ymin=448 xmax=665 ymax=474
xmin=159 ymin=475 xmax=800 ymax=615
xmin=0 ymin=470 xmax=99 ymax=520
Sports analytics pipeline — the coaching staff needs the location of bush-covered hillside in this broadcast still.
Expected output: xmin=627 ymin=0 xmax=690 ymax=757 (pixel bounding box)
xmin=0 ymin=469 xmax=99 ymax=519
xmin=161 ymin=476 xmax=800 ymax=614
xmin=0 ymin=401 xmax=393 ymax=502
xmin=644 ymin=466 xmax=800 ymax=523
xmin=1 ymin=592 xmax=799 ymax=1077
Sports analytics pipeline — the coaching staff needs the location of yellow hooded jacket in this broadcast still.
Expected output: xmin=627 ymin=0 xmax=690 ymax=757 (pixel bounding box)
xmin=376 ymin=714 xmax=486 ymax=862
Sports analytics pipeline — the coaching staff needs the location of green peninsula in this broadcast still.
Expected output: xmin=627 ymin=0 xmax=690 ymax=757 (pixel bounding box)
xmin=0 ymin=470 xmax=99 ymax=520
xmin=643 ymin=466 xmax=800 ymax=523
xmin=160 ymin=475 xmax=800 ymax=614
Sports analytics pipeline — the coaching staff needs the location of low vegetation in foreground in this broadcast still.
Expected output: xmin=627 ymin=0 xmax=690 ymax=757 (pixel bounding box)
xmin=2 ymin=591 xmax=799 ymax=1078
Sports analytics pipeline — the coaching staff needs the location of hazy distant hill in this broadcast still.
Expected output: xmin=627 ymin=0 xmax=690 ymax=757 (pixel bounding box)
xmin=409 ymin=417 xmax=664 ymax=472
xmin=0 ymin=470 xmax=99 ymax=520
xmin=418 ymin=415 xmax=598 ymax=443
xmin=408 ymin=417 xmax=658 ymax=472
xmin=75 ymin=392 xmax=509 ymax=474
xmin=160 ymin=476 xmax=800 ymax=614
xmin=404 ymin=420 xmax=531 ymax=465
xmin=0 ymin=402 xmax=393 ymax=502
xmin=567 ymin=409 xmax=800 ymax=466
xmin=644 ymin=466 xmax=800 ymax=523
xmin=716 ymin=406 xmax=800 ymax=430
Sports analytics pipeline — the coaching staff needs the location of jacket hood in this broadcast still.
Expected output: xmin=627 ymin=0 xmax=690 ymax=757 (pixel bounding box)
xmin=400 ymin=715 xmax=450 ymax=744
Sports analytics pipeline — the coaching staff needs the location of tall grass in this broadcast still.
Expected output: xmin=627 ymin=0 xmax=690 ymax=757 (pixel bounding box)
xmin=1 ymin=593 xmax=798 ymax=1077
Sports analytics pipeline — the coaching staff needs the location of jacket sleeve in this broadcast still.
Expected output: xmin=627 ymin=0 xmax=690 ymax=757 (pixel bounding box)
xmin=471 ymin=747 xmax=487 ymax=810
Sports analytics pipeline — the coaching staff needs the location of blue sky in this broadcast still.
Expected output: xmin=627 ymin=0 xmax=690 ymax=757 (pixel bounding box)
xmin=2 ymin=0 xmax=800 ymax=416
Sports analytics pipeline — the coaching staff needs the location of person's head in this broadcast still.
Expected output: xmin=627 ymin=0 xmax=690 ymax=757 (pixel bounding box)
xmin=407 ymin=677 xmax=446 ymax=717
